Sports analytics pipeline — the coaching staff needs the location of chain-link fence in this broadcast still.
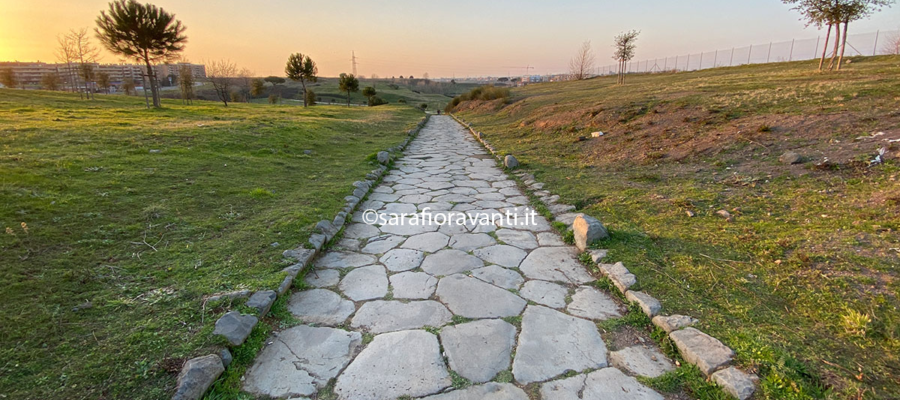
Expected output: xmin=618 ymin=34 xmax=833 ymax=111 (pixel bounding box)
xmin=590 ymin=29 xmax=900 ymax=76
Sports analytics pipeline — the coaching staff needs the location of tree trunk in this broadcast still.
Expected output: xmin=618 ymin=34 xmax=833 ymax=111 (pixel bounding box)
xmin=300 ymin=79 xmax=307 ymax=107
xmin=346 ymin=90 xmax=351 ymax=107
xmin=819 ymin=24 xmax=831 ymax=71
xmin=143 ymin=56 xmax=160 ymax=108
xmin=837 ymin=20 xmax=849 ymax=71
xmin=828 ymin=23 xmax=841 ymax=70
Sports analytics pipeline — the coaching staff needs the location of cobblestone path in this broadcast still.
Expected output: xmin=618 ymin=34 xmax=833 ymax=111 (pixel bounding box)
xmin=241 ymin=116 xmax=673 ymax=400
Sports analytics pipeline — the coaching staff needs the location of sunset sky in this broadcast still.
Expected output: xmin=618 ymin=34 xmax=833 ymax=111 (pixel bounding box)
xmin=1 ymin=0 xmax=897 ymax=78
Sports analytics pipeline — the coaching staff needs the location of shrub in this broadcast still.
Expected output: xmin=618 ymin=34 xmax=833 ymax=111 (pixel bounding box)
xmin=305 ymin=89 xmax=316 ymax=106
xmin=268 ymin=94 xmax=280 ymax=104
xmin=398 ymin=98 xmax=407 ymax=104
xmin=369 ymin=96 xmax=388 ymax=106
xmin=444 ymin=85 xmax=510 ymax=112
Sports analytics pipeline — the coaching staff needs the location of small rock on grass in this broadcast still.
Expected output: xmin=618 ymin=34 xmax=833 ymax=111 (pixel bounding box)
xmin=779 ymin=151 xmax=802 ymax=165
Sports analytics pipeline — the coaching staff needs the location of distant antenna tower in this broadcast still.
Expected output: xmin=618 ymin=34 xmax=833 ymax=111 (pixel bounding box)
xmin=351 ymin=51 xmax=358 ymax=76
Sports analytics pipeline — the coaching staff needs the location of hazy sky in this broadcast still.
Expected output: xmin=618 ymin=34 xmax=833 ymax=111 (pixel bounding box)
xmin=1 ymin=0 xmax=898 ymax=77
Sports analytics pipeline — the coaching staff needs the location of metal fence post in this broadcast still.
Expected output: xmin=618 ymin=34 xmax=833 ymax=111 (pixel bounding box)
xmin=699 ymin=52 xmax=703 ymax=70
xmin=730 ymin=48 xmax=734 ymax=66
xmin=748 ymin=44 xmax=752 ymax=64
xmin=873 ymin=30 xmax=880 ymax=56
xmin=714 ymin=50 xmax=718 ymax=67
xmin=789 ymin=39 xmax=795 ymax=61
xmin=686 ymin=54 xmax=690 ymax=70
xmin=766 ymin=42 xmax=772 ymax=63
xmin=675 ymin=55 xmax=679 ymax=71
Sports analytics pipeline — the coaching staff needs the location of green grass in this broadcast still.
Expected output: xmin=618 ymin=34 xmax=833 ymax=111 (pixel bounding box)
xmin=456 ymin=56 xmax=900 ymax=399
xmin=0 ymin=89 xmax=422 ymax=399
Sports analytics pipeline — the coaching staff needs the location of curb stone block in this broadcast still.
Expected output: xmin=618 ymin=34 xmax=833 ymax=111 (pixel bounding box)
xmin=277 ymin=274 xmax=294 ymax=295
xmin=282 ymin=248 xmax=315 ymax=265
xmin=247 ymin=290 xmax=277 ymax=316
xmin=711 ymin=366 xmax=758 ymax=400
xmin=599 ymin=262 xmax=636 ymax=293
xmin=205 ymin=290 xmax=251 ymax=303
xmin=213 ymin=311 xmax=258 ymax=346
xmin=308 ymin=233 xmax=326 ymax=251
xmin=651 ymin=314 xmax=698 ymax=333
xmin=669 ymin=327 xmax=734 ymax=376
xmin=172 ymin=354 xmax=224 ymax=400
xmin=315 ymin=220 xmax=338 ymax=241
xmin=625 ymin=290 xmax=662 ymax=317
xmin=587 ymin=249 xmax=608 ymax=263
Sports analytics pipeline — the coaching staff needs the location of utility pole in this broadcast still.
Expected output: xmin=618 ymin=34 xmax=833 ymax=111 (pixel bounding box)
xmin=351 ymin=51 xmax=358 ymax=76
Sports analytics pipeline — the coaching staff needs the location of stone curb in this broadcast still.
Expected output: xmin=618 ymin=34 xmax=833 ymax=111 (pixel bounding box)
xmin=449 ymin=113 xmax=757 ymax=400
xmin=171 ymin=115 xmax=431 ymax=400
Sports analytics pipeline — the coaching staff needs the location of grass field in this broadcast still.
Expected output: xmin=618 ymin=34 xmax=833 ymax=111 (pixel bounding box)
xmin=0 ymin=90 xmax=422 ymax=399
xmin=454 ymin=56 xmax=900 ymax=399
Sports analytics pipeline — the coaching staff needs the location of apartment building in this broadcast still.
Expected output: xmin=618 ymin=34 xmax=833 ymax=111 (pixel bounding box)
xmin=0 ymin=61 xmax=206 ymax=88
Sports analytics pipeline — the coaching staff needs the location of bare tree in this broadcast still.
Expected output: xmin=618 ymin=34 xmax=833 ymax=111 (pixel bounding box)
xmin=70 ymin=28 xmax=101 ymax=99
xmin=613 ymin=31 xmax=640 ymax=84
xmin=882 ymin=31 xmax=900 ymax=54
xmin=207 ymin=59 xmax=237 ymax=106
xmin=569 ymin=41 xmax=596 ymax=80
xmin=55 ymin=33 xmax=79 ymax=95
xmin=178 ymin=65 xmax=194 ymax=104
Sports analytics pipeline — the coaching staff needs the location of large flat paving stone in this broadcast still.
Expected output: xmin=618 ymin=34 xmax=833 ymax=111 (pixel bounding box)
xmin=335 ymin=330 xmax=451 ymax=400
xmin=610 ymin=346 xmax=676 ymax=378
xmin=495 ymin=229 xmax=539 ymax=250
xmin=422 ymin=383 xmax=528 ymax=400
xmin=243 ymin=325 xmax=362 ymax=398
xmin=304 ymin=269 xmax=340 ymax=288
xmin=440 ymin=319 xmax=516 ymax=383
xmin=566 ymin=286 xmax=623 ymax=320
xmin=350 ymin=300 xmax=452 ymax=333
xmin=343 ymin=223 xmax=381 ymax=240
xmin=473 ymin=244 xmax=527 ymax=268
xmin=339 ymin=265 xmax=388 ymax=301
xmin=360 ymin=234 xmax=405 ymax=254
xmin=379 ymin=248 xmax=425 ymax=272
xmin=471 ymin=265 xmax=525 ymax=289
xmin=436 ymin=274 xmax=526 ymax=318
xmin=390 ymin=271 xmax=438 ymax=299
xmin=540 ymin=368 xmax=664 ymax=400
xmin=314 ymin=251 xmax=376 ymax=269
xmin=401 ymin=232 xmax=450 ymax=252
xmin=288 ymin=289 xmax=355 ymax=326
xmin=449 ymin=233 xmax=497 ymax=251
xmin=421 ymin=249 xmax=484 ymax=276
xmin=512 ymin=305 xmax=607 ymax=384
xmin=378 ymin=220 xmax=440 ymax=236
xmin=518 ymin=247 xmax=594 ymax=284
xmin=519 ymin=280 xmax=568 ymax=309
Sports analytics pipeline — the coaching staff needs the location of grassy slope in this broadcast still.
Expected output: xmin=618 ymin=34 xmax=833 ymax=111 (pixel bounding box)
xmin=0 ymin=90 xmax=422 ymax=399
xmin=456 ymin=56 xmax=900 ymax=399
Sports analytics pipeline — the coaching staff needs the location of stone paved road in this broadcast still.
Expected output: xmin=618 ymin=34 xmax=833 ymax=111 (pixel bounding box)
xmin=242 ymin=116 xmax=673 ymax=400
